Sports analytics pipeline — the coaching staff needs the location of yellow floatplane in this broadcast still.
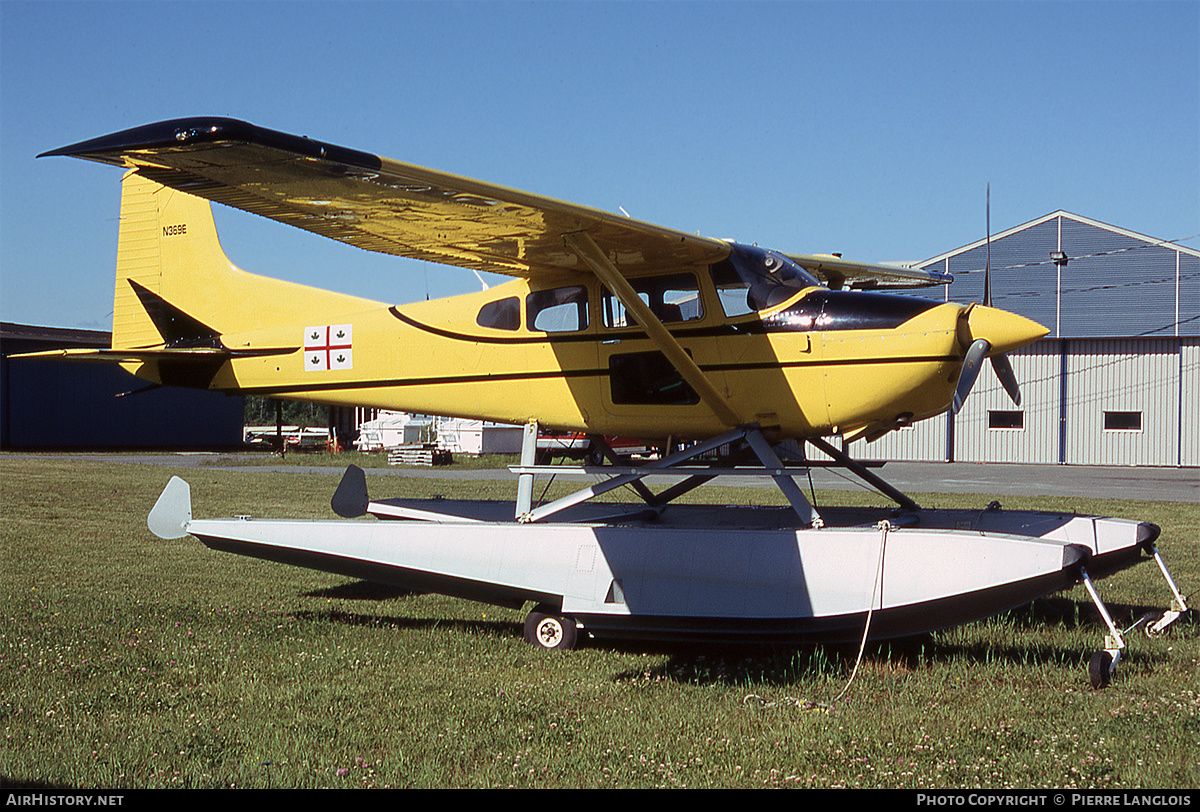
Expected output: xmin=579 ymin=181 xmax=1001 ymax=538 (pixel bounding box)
xmin=29 ymin=119 xmax=1188 ymax=686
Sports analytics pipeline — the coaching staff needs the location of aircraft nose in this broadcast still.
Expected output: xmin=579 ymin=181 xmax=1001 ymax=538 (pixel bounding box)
xmin=964 ymin=304 xmax=1049 ymax=355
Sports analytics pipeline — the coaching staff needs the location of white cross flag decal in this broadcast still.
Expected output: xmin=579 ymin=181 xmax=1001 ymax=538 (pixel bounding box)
xmin=304 ymin=324 xmax=353 ymax=371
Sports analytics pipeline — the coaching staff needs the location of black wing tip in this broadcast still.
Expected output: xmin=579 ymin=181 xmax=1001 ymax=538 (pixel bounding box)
xmin=38 ymin=116 xmax=383 ymax=171
xmin=37 ymin=117 xmax=254 ymax=161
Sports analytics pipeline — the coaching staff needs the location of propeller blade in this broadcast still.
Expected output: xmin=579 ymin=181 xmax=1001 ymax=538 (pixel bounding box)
xmin=953 ymin=338 xmax=990 ymax=414
xmin=990 ymin=352 xmax=1022 ymax=406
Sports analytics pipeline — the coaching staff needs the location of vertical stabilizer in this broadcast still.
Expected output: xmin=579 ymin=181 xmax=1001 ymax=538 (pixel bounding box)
xmin=111 ymin=170 xmax=381 ymax=350
xmin=112 ymin=171 xmax=233 ymax=349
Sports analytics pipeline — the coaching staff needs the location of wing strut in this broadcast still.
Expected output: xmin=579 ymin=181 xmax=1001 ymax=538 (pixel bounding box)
xmin=563 ymin=232 xmax=741 ymax=428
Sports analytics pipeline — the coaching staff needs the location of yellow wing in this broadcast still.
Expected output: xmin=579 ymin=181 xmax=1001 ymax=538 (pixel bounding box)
xmin=41 ymin=117 xmax=730 ymax=279
xmin=43 ymin=117 xmax=951 ymax=288
xmin=785 ymin=253 xmax=950 ymax=290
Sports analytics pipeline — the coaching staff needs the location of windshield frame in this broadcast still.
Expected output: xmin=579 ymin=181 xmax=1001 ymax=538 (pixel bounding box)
xmin=710 ymin=243 xmax=824 ymax=315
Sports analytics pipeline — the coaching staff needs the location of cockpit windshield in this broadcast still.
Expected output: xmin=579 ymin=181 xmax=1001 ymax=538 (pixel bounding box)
xmin=709 ymin=243 xmax=823 ymax=315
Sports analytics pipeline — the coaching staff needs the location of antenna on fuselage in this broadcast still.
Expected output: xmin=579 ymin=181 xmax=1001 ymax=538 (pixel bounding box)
xmin=983 ymin=183 xmax=992 ymax=307
xmin=472 ymin=269 xmax=490 ymax=291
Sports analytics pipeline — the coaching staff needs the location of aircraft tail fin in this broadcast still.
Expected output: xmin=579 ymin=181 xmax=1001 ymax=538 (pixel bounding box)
xmin=112 ymin=171 xmax=233 ymax=349
xmin=147 ymin=476 xmax=192 ymax=540
xmin=112 ymin=171 xmax=381 ymax=351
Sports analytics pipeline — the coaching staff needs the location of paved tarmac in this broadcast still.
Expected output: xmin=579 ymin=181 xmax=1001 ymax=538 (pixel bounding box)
xmin=9 ymin=452 xmax=1197 ymax=503
xmin=809 ymin=460 xmax=1198 ymax=503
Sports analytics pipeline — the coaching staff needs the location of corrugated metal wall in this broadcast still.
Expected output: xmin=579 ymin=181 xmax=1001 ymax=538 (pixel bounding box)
xmin=1177 ymin=339 xmax=1199 ymax=467
xmin=858 ymin=339 xmax=1193 ymax=467
xmin=952 ymin=343 xmax=1062 ymax=464
xmin=1181 ymin=254 xmax=1200 ymax=338
xmin=856 ymin=413 xmax=945 ymax=462
xmin=1058 ymin=220 xmax=1182 ymax=338
xmin=1063 ymin=339 xmax=1180 ymax=465
xmin=890 ymin=212 xmax=1199 ymax=468
xmin=918 ymin=212 xmax=1199 ymax=340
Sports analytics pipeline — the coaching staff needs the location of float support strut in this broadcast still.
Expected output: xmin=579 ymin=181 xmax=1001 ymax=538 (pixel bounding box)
xmin=1147 ymin=544 xmax=1189 ymax=636
xmin=516 ymin=420 xmax=538 ymax=519
xmin=1081 ymin=566 xmax=1125 ymax=688
xmin=806 ymin=436 xmax=919 ymax=513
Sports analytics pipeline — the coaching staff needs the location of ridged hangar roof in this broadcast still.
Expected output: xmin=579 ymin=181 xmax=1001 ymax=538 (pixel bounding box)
xmin=913 ymin=211 xmax=1199 ymax=339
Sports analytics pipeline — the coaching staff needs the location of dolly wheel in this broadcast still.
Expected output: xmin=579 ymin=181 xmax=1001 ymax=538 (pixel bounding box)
xmin=524 ymin=607 xmax=578 ymax=651
xmin=1088 ymin=651 xmax=1114 ymax=689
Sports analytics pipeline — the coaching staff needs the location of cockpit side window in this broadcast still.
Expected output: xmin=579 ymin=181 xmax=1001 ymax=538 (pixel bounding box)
xmin=527 ymin=286 xmax=589 ymax=333
xmin=476 ymin=297 xmax=521 ymax=330
xmin=602 ymin=273 xmax=703 ymax=328
xmin=709 ymin=259 xmax=755 ymax=318
xmin=710 ymin=244 xmax=823 ymax=315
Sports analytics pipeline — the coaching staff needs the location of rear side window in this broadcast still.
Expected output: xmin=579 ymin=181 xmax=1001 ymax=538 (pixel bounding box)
xmin=476 ymin=297 xmax=520 ymax=330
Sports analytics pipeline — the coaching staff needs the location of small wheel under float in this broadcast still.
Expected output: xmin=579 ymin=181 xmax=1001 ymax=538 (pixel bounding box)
xmin=1088 ymin=650 xmax=1117 ymax=689
xmin=524 ymin=605 xmax=579 ymax=650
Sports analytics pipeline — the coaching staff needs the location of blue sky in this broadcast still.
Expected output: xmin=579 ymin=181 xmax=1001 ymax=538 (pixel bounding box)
xmin=2 ymin=1 xmax=1196 ymax=330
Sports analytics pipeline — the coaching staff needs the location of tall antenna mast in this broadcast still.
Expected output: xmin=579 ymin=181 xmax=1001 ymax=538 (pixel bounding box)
xmin=984 ymin=183 xmax=992 ymax=307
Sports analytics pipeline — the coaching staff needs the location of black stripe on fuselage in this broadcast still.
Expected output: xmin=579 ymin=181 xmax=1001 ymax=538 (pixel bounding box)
xmin=230 ymin=353 xmax=960 ymax=397
xmin=230 ymin=296 xmax=952 ymax=396
xmin=389 ymin=306 xmax=597 ymax=344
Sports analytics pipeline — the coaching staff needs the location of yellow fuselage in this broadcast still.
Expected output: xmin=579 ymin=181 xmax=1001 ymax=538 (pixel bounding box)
xmin=174 ymin=273 xmax=985 ymax=442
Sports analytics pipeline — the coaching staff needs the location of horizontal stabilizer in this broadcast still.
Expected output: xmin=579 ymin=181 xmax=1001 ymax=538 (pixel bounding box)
xmin=12 ymin=347 xmax=229 ymax=364
xmin=12 ymin=346 xmax=294 ymax=363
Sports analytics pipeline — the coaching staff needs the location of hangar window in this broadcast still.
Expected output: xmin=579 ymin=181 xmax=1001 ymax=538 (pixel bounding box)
xmin=1103 ymin=411 xmax=1142 ymax=431
xmin=527 ymin=286 xmax=589 ymax=333
xmin=602 ymin=273 xmax=703 ymax=328
xmin=476 ymin=297 xmax=520 ymax=330
xmin=988 ymin=410 xmax=1024 ymax=430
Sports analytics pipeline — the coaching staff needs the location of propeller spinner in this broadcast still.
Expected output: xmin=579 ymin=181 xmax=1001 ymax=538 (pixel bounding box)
xmin=952 ymin=305 xmax=1047 ymax=414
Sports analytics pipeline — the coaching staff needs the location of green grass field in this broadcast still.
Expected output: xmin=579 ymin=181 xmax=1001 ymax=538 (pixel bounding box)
xmin=2 ymin=455 xmax=1196 ymax=788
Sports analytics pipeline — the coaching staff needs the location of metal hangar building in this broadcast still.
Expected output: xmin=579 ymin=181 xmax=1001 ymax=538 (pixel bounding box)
xmin=860 ymin=211 xmax=1199 ymax=467
xmin=1 ymin=322 xmax=245 ymax=449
